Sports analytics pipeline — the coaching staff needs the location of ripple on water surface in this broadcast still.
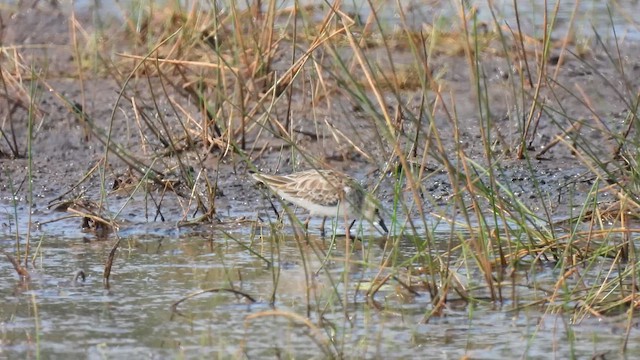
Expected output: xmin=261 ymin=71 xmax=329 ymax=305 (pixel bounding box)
xmin=2 ymin=227 xmax=639 ymax=358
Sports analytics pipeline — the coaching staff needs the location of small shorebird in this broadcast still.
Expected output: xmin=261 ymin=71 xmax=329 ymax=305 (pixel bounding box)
xmin=252 ymin=169 xmax=388 ymax=236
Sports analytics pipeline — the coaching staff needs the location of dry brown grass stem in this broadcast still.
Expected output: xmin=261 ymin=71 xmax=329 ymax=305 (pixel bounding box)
xmin=323 ymin=119 xmax=373 ymax=162
xmin=535 ymin=119 xmax=583 ymax=159
xmin=117 ymin=53 xmax=237 ymax=71
xmin=103 ymin=236 xmax=121 ymax=287
xmin=1 ymin=250 xmax=29 ymax=278
xmin=244 ymin=309 xmax=334 ymax=357
xmin=171 ymin=288 xmax=257 ymax=314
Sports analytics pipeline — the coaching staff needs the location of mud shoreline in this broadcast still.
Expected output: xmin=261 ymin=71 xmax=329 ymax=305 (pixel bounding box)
xmin=2 ymin=2 xmax=637 ymax=238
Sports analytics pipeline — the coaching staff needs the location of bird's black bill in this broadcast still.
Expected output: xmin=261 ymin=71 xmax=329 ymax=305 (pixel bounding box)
xmin=377 ymin=216 xmax=389 ymax=234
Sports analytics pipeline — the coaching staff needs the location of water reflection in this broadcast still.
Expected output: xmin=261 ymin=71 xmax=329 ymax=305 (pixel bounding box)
xmin=1 ymin=227 xmax=639 ymax=358
xmin=4 ymin=0 xmax=640 ymax=40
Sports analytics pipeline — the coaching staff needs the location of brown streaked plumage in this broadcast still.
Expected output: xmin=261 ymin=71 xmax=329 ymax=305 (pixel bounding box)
xmin=252 ymin=169 xmax=388 ymax=236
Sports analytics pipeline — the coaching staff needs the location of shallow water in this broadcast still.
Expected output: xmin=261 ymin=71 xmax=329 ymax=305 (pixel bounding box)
xmin=1 ymin=215 xmax=639 ymax=359
xmin=10 ymin=0 xmax=639 ymax=41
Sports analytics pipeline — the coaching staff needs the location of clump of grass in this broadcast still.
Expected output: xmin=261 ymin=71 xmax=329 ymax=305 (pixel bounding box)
xmin=0 ymin=47 xmax=37 ymax=159
xmin=54 ymin=0 xmax=640 ymax=322
xmin=282 ymin=0 xmax=640 ymax=328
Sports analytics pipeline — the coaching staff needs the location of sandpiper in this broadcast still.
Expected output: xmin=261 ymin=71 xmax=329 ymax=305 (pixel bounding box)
xmin=252 ymin=169 xmax=388 ymax=236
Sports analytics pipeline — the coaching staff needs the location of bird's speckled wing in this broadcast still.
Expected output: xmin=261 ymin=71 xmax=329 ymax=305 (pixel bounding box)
xmin=254 ymin=170 xmax=352 ymax=207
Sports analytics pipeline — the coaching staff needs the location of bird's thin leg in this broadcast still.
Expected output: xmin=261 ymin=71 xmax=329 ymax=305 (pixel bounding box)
xmin=320 ymin=216 xmax=327 ymax=238
xmin=347 ymin=219 xmax=356 ymax=236
xmin=304 ymin=216 xmax=311 ymax=235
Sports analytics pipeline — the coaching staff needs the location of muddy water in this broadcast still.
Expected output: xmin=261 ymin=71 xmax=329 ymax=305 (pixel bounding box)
xmin=1 ymin=220 xmax=639 ymax=358
xmin=56 ymin=0 xmax=640 ymax=41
